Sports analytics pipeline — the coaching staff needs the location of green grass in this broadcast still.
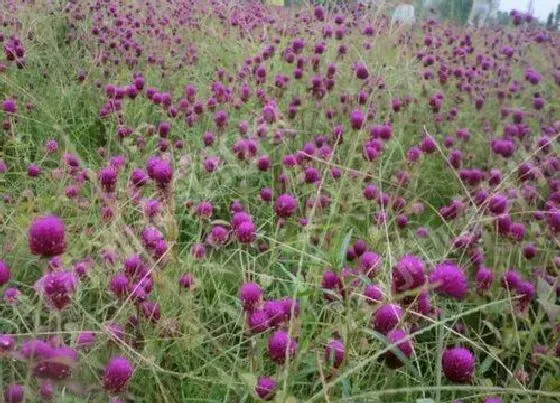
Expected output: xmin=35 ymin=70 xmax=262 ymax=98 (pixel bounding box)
xmin=0 ymin=1 xmax=559 ymax=402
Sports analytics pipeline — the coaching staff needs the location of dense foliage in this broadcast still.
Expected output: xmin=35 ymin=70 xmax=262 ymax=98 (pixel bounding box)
xmin=0 ymin=1 xmax=559 ymax=402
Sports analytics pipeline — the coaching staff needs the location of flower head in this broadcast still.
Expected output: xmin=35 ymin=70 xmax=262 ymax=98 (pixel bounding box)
xmin=429 ymin=263 xmax=469 ymax=300
xmin=28 ymin=215 xmax=66 ymax=257
xmin=442 ymin=347 xmax=475 ymax=383
xmin=267 ymin=330 xmax=297 ymax=364
xmin=103 ymin=356 xmax=134 ymax=393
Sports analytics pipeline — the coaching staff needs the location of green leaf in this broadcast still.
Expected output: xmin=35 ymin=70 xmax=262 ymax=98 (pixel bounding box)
xmin=239 ymin=372 xmax=257 ymax=389
xmin=339 ymin=229 xmax=353 ymax=267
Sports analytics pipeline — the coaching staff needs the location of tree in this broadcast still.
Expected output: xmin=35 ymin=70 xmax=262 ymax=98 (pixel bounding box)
xmin=555 ymin=3 xmax=560 ymax=27
xmin=547 ymin=12 xmax=554 ymax=30
xmin=496 ymin=11 xmax=510 ymax=26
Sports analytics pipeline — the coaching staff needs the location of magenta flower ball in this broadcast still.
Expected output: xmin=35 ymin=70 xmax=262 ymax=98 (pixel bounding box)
xmin=373 ymin=304 xmax=404 ymax=335
xmin=364 ymin=284 xmax=383 ymax=304
xmin=179 ymin=273 xmax=195 ymax=289
xmin=255 ymin=376 xmax=277 ymax=400
xmin=360 ymin=251 xmax=381 ymax=278
xmin=0 ymin=334 xmax=16 ymax=353
xmin=239 ymin=282 xmax=263 ymax=312
xmin=392 ymin=255 xmax=426 ymax=293
xmin=0 ymin=260 xmax=12 ymax=286
xmin=248 ymin=310 xmax=269 ymax=334
xmin=429 ymin=263 xmax=469 ymax=300
xmin=28 ymin=215 xmax=66 ymax=257
xmin=3 ymin=384 xmax=24 ymax=403
xmin=442 ymin=347 xmax=475 ymax=383
xmin=76 ymin=331 xmax=96 ymax=350
xmin=267 ymin=330 xmax=297 ymax=364
xmin=103 ymin=356 xmax=134 ymax=393
xmin=385 ymin=329 xmax=414 ymax=369
xmin=324 ymin=339 xmax=345 ymax=369
xmin=275 ymin=194 xmax=298 ymax=218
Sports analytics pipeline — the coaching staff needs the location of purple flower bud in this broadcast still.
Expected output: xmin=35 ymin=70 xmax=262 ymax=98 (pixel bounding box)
xmin=3 ymin=384 xmax=24 ymax=403
xmin=429 ymin=263 xmax=468 ymax=300
xmin=0 ymin=260 xmax=12 ymax=286
xmin=350 ymin=109 xmax=365 ymax=130
xmin=76 ymin=331 xmax=96 ymax=350
xmin=34 ymin=271 xmax=78 ymax=311
xmin=324 ymin=339 xmax=345 ymax=368
xmin=28 ymin=215 xmax=66 ymax=257
xmin=393 ymin=255 xmax=426 ymax=293
xmin=373 ymin=304 xmax=404 ymax=335
xmin=442 ymin=347 xmax=475 ymax=383
xmin=385 ymin=329 xmax=414 ymax=369
xmin=255 ymin=376 xmax=277 ymax=400
xmin=364 ymin=284 xmax=383 ymax=304
xmin=248 ymin=310 xmax=269 ymax=334
xmin=104 ymin=356 xmax=134 ymax=393
xmin=179 ymin=273 xmax=195 ymax=289
xmin=0 ymin=334 xmax=16 ymax=354
xmin=275 ymin=194 xmax=298 ymax=218
xmin=267 ymin=330 xmax=297 ymax=364
xmin=239 ymin=283 xmax=263 ymax=312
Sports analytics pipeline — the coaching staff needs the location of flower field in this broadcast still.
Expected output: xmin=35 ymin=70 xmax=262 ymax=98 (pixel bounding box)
xmin=0 ymin=0 xmax=559 ymax=402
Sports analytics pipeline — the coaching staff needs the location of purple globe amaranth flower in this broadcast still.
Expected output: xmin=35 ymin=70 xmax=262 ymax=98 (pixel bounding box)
xmin=482 ymin=397 xmax=502 ymax=403
xmin=350 ymin=109 xmax=365 ymax=130
xmin=509 ymin=222 xmax=526 ymax=241
xmin=239 ymin=282 xmax=263 ymax=312
xmin=39 ymin=380 xmax=54 ymax=400
xmin=140 ymin=300 xmax=161 ymax=322
xmin=33 ymin=346 xmax=78 ymax=380
xmin=280 ymin=297 xmax=300 ymax=321
xmin=20 ymin=339 xmax=53 ymax=361
xmin=0 ymin=334 xmax=16 ymax=354
xmin=255 ymin=376 xmax=277 ymax=400
xmin=147 ymin=157 xmax=173 ymax=187
xmin=98 ymin=166 xmax=118 ymax=193
xmin=429 ymin=263 xmax=469 ymax=300
xmin=130 ymin=168 xmax=149 ymax=187
xmin=3 ymin=384 xmax=24 ymax=403
xmin=104 ymin=356 xmax=134 ymax=393
xmin=501 ymin=269 xmax=522 ymax=290
xmin=34 ymin=271 xmax=78 ymax=311
xmin=235 ymin=220 xmax=257 ymax=243
xmin=0 ymin=260 xmax=12 ymax=286
xmin=322 ymin=270 xmax=343 ymax=301
xmin=373 ymin=304 xmax=404 ymax=335
xmin=195 ymin=201 xmax=213 ymax=219
xmin=360 ymin=251 xmax=381 ymax=278
xmin=179 ymin=273 xmax=195 ymax=289
xmin=191 ymin=243 xmax=206 ymax=260
xmin=264 ymin=300 xmax=286 ymax=327
xmin=475 ymin=267 xmax=494 ymax=294
xmin=110 ymin=274 xmax=130 ymax=298
xmin=392 ymin=255 xmax=426 ymax=293
xmin=324 ymin=339 xmax=345 ymax=369
xmin=2 ymin=98 xmax=17 ymax=114
xmin=76 ymin=331 xmax=96 ymax=350
xmin=442 ymin=347 xmax=475 ymax=383
xmin=267 ymin=330 xmax=297 ymax=364
xmin=275 ymin=194 xmax=298 ymax=218
xmin=488 ymin=194 xmax=509 ymax=215
xmin=385 ymin=329 xmax=414 ymax=369
xmin=27 ymin=163 xmax=41 ymax=177
xmin=28 ymin=215 xmax=67 ymax=257
xmin=207 ymin=225 xmax=229 ymax=246
xmin=248 ymin=310 xmax=269 ymax=334
xmin=364 ymin=284 xmax=383 ymax=304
